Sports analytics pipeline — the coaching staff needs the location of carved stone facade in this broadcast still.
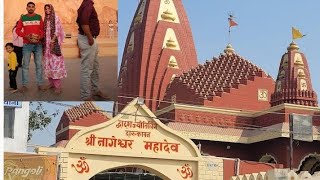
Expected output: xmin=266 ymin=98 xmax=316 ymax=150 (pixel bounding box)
xmin=115 ymin=0 xmax=320 ymax=177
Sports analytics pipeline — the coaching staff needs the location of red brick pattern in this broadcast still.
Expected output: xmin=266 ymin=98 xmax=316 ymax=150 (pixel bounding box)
xmin=201 ymin=138 xmax=320 ymax=171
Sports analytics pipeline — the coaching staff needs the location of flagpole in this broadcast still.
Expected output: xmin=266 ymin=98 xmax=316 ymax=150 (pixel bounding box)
xmin=291 ymin=27 xmax=294 ymax=43
xmin=228 ymin=26 xmax=231 ymax=44
xmin=228 ymin=15 xmax=237 ymax=44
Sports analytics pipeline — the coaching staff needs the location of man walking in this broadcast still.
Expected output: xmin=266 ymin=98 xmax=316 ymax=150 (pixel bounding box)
xmin=16 ymin=1 xmax=45 ymax=92
xmin=77 ymin=0 xmax=109 ymax=101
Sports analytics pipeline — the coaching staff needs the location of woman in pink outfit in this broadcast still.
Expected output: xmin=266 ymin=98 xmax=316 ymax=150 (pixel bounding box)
xmin=43 ymin=4 xmax=67 ymax=94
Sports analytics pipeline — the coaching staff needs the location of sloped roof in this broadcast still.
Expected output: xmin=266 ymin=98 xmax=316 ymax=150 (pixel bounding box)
xmin=174 ymin=53 xmax=272 ymax=99
xmin=64 ymin=102 xmax=107 ymax=121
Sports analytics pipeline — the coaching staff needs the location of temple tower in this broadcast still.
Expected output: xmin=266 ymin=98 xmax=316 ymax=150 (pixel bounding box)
xmin=118 ymin=0 xmax=198 ymax=111
xmin=271 ymin=42 xmax=318 ymax=106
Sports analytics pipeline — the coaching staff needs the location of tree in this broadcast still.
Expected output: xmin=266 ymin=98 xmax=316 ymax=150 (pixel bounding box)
xmin=28 ymin=102 xmax=59 ymax=141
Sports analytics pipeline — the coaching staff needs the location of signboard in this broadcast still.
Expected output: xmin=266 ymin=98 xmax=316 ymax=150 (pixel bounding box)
xmin=68 ymin=104 xmax=197 ymax=158
xmin=4 ymin=152 xmax=57 ymax=180
xmin=84 ymin=119 xmax=181 ymax=154
xmin=206 ymin=162 xmax=219 ymax=171
xmin=65 ymin=99 xmax=199 ymax=180
xmin=291 ymin=114 xmax=313 ymax=142
xmin=4 ymin=101 xmax=22 ymax=108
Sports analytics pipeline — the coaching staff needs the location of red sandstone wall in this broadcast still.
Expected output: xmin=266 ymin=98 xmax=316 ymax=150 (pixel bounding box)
xmin=254 ymin=107 xmax=320 ymax=127
xmin=285 ymin=108 xmax=320 ymax=126
xmin=204 ymin=76 xmax=275 ymax=111
xmin=253 ymin=111 xmax=286 ymax=127
xmin=251 ymin=138 xmax=320 ymax=169
xmin=174 ymin=109 xmax=253 ymax=127
xmin=200 ymin=140 xmax=252 ymax=160
xmin=200 ymin=138 xmax=320 ymax=171
xmin=162 ymin=74 xmax=275 ymax=114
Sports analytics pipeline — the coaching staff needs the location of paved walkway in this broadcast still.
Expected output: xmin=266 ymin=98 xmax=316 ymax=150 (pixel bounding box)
xmin=4 ymin=56 xmax=118 ymax=101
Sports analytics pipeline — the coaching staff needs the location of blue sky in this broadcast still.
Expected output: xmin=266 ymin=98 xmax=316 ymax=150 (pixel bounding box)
xmin=118 ymin=0 xmax=320 ymax=99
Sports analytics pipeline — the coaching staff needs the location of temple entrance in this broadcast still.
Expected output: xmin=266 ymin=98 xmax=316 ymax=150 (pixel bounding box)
xmin=37 ymin=99 xmax=201 ymax=180
xmin=90 ymin=166 xmax=164 ymax=180
xmin=298 ymin=154 xmax=320 ymax=175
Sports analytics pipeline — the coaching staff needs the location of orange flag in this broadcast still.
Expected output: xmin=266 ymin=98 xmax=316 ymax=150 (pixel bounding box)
xmin=229 ymin=18 xmax=238 ymax=27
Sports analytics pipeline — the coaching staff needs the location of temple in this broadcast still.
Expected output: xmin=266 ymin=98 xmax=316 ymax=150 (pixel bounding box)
xmin=53 ymin=0 xmax=320 ymax=177
xmin=157 ymin=41 xmax=320 ymax=174
xmin=116 ymin=0 xmax=320 ymax=174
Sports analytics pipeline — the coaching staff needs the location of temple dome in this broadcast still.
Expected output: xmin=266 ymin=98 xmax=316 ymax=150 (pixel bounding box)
xmin=160 ymin=50 xmax=275 ymax=111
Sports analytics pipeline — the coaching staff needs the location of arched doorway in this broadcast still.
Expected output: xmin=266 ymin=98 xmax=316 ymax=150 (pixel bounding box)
xmin=298 ymin=154 xmax=320 ymax=175
xmin=89 ymin=166 xmax=166 ymax=180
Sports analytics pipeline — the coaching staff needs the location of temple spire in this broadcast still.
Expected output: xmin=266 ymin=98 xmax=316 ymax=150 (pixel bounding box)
xmin=118 ymin=0 xmax=198 ymax=112
xmin=271 ymin=42 xmax=318 ymax=107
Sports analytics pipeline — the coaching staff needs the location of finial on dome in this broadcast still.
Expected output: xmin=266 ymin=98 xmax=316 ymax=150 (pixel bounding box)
xmin=287 ymin=41 xmax=299 ymax=51
xmin=224 ymin=43 xmax=235 ymax=55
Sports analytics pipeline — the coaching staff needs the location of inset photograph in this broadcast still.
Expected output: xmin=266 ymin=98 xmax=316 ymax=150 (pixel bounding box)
xmin=4 ymin=0 xmax=118 ymax=101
